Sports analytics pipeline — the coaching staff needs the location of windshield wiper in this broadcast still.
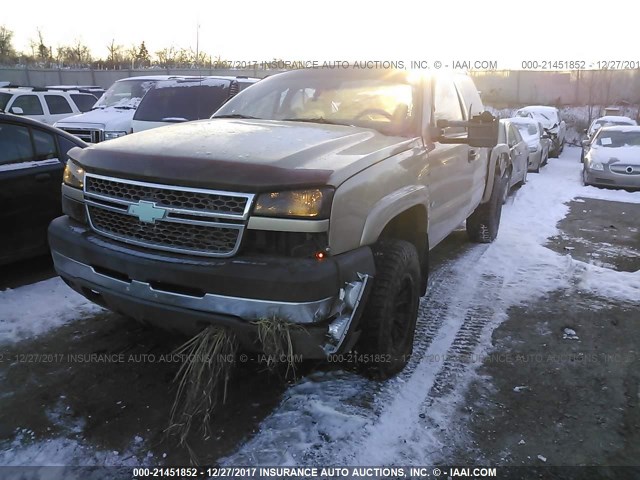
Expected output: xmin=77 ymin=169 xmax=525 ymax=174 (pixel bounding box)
xmin=282 ymin=117 xmax=352 ymax=126
xmin=214 ymin=114 xmax=260 ymax=119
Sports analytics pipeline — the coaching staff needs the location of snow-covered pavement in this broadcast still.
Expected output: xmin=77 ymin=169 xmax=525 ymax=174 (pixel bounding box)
xmin=222 ymin=147 xmax=639 ymax=466
xmin=0 ymin=147 xmax=638 ymax=467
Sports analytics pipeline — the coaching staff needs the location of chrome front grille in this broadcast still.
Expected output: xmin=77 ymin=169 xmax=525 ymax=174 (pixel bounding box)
xmin=610 ymin=164 xmax=640 ymax=175
xmin=84 ymin=173 xmax=254 ymax=257
xmin=86 ymin=176 xmax=248 ymax=216
xmin=60 ymin=128 xmax=103 ymax=143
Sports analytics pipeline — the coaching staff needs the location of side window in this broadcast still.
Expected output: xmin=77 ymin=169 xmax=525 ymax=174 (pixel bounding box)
xmin=511 ymin=125 xmax=523 ymax=144
xmin=70 ymin=94 xmax=97 ymax=112
xmin=508 ymin=125 xmax=521 ymax=146
xmin=12 ymin=95 xmax=44 ymax=115
xmin=45 ymin=95 xmax=73 ymax=114
xmin=32 ymin=129 xmax=58 ymax=160
xmin=0 ymin=124 xmax=34 ymax=164
xmin=433 ymin=79 xmax=464 ymax=124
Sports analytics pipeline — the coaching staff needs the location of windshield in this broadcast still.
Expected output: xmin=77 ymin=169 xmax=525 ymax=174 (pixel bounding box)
xmin=590 ymin=119 xmax=635 ymax=134
xmin=517 ymin=109 xmax=557 ymax=126
xmin=94 ymin=79 xmax=158 ymax=109
xmin=214 ymin=70 xmax=417 ymax=136
xmin=134 ymin=80 xmax=231 ymax=122
xmin=515 ymin=122 xmax=539 ymax=138
xmin=594 ymin=130 xmax=640 ymax=147
xmin=0 ymin=92 xmax=10 ymax=111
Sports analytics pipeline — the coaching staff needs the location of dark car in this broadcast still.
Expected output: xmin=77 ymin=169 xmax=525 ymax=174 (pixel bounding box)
xmin=0 ymin=112 xmax=87 ymax=265
xmin=131 ymin=76 xmax=259 ymax=133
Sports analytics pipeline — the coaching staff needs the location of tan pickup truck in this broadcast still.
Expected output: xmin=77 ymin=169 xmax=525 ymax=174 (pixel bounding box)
xmin=50 ymin=68 xmax=508 ymax=378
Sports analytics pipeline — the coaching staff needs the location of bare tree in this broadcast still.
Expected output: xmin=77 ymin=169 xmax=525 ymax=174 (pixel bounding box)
xmin=156 ymin=46 xmax=177 ymax=68
xmin=0 ymin=25 xmax=16 ymax=64
xmin=106 ymin=39 xmax=124 ymax=68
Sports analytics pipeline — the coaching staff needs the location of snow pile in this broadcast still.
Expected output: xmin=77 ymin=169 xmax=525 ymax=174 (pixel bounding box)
xmin=0 ymin=278 xmax=103 ymax=344
xmin=0 ymin=434 xmax=149 ymax=468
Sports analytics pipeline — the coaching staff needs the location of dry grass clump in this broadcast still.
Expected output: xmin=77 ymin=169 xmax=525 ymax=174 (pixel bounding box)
xmin=167 ymin=326 xmax=238 ymax=461
xmin=253 ymin=316 xmax=304 ymax=377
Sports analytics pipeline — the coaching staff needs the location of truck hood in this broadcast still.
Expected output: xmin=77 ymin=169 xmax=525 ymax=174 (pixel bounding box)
xmin=71 ymin=118 xmax=417 ymax=191
xmin=55 ymin=107 xmax=135 ymax=131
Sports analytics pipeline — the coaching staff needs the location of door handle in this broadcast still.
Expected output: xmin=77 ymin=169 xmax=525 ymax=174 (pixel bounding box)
xmin=34 ymin=173 xmax=51 ymax=182
xmin=468 ymin=149 xmax=480 ymax=162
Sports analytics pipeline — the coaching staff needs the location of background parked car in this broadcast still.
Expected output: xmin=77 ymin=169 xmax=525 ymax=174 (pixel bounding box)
xmin=132 ymin=76 xmax=258 ymax=133
xmin=499 ymin=118 xmax=529 ymax=200
xmin=582 ymin=125 xmax=640 ymax=190
xmin=510 ymin=117 xmax=550 ymax=173
xmin=0 ymin=112 xmax=87 ymax=265
xmin=54 ymin=75 xmax=181 ymax=143
xmin=0 ymin=87 xmax=98 ymax=125
xmin=46 ymin=84 xmax=106 ymax=98
xmin=581 ymin=115 xmax=637 ymax=162
xmin=515 ymin=105 xmax=565 ymax=157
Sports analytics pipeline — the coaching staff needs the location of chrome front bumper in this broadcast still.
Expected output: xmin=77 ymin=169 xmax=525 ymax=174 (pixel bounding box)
xmin=52 ymin=251 xmax=337 ymax=324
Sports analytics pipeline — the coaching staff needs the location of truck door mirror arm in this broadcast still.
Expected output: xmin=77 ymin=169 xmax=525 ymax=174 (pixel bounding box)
xmin=434 ymin=111 xmax=499 ymax=148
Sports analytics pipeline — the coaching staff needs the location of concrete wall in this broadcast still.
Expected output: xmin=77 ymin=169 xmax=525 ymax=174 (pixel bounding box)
xmin=0 ymin=67 xmax=276 ymax=89
xmin=2 ymin=67 xmax=640 ymax=107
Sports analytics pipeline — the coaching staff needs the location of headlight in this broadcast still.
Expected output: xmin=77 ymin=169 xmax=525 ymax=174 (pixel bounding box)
xmin=254 ymin=188 xmax=333 ymax=219
xmin=63 ymin=160 xmax=85 ymax=188
xmin=104 ymin=131 xmax=127 ymax=140
xmin=589 ymin=161 xmax=605 ymax=171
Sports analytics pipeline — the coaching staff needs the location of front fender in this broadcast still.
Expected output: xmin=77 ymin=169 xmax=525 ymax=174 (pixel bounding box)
xmin=359 ymin=185 xmax=429 ymax=246
xmin=481 ymin=144 xmax=510 ymax=203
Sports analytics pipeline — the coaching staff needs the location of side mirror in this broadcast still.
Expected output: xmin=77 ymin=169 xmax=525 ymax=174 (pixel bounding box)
xmin=581 ymin=139 xmax=590 ymax=148
xmin=583 ymin=129 xmax=588 ymax=134
xmin=436 ymin=111 xmax=499 ymax=148
xmin=542 ymin=133 xmax=550 ymax=139
xmin=10 ymin=106 xmax=24 ymax=115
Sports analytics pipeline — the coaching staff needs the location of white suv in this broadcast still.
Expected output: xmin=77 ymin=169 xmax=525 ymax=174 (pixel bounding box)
xmin=54 ymin=75 xmax=180 ymax=143
xmin=0 ymin=87 xmax=98 ymax=125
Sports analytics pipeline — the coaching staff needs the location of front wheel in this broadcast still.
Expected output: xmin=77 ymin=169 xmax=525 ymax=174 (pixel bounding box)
xmin=467 ymin=167 xmax=506 ymax=243
xmin=356 ymin=240 xmax=421 ymax=379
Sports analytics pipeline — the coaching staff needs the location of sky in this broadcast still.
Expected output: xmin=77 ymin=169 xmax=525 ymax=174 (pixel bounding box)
xmin=3 ymin=1 xmax=635 ymax=70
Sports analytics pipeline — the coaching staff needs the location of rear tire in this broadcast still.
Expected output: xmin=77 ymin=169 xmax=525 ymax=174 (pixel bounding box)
xmin=467 ymin=168 xmax=506 ymax=243
xmin=356 ymin=240 xmax=421 ymax=379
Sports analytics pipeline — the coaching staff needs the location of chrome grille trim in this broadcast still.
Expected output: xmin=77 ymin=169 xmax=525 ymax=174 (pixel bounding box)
xmin=610 ymin=164 xmax=640 ymax=175
xmin=60 ymin=127 xmax=103 ymax=143
xmin=83 ymin=173 xmax=254 ymax=258
xmin=85 ymin=173 xmax=253 ymax=220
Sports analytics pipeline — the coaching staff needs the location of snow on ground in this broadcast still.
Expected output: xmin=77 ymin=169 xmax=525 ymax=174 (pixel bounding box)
xmin=223 ymin=147 xmax=639 ymax=466
xmin=0 ymin=433 xmax=145 ymax=467
xmin=0 ymin=147 xmax=636 ymax=467
xmin=0 ymin=277 xmax=103 ymax=345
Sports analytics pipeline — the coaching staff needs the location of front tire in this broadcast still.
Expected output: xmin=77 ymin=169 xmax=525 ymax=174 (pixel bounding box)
xmin=467 ymin=167 xmax=506 ymax=243
xmin=357 ymin=240 xmax=421 ymax=379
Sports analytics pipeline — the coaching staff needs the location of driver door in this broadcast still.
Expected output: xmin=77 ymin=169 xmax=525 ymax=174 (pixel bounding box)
xmin=425 ymin=77 xmax=471 ymax=247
